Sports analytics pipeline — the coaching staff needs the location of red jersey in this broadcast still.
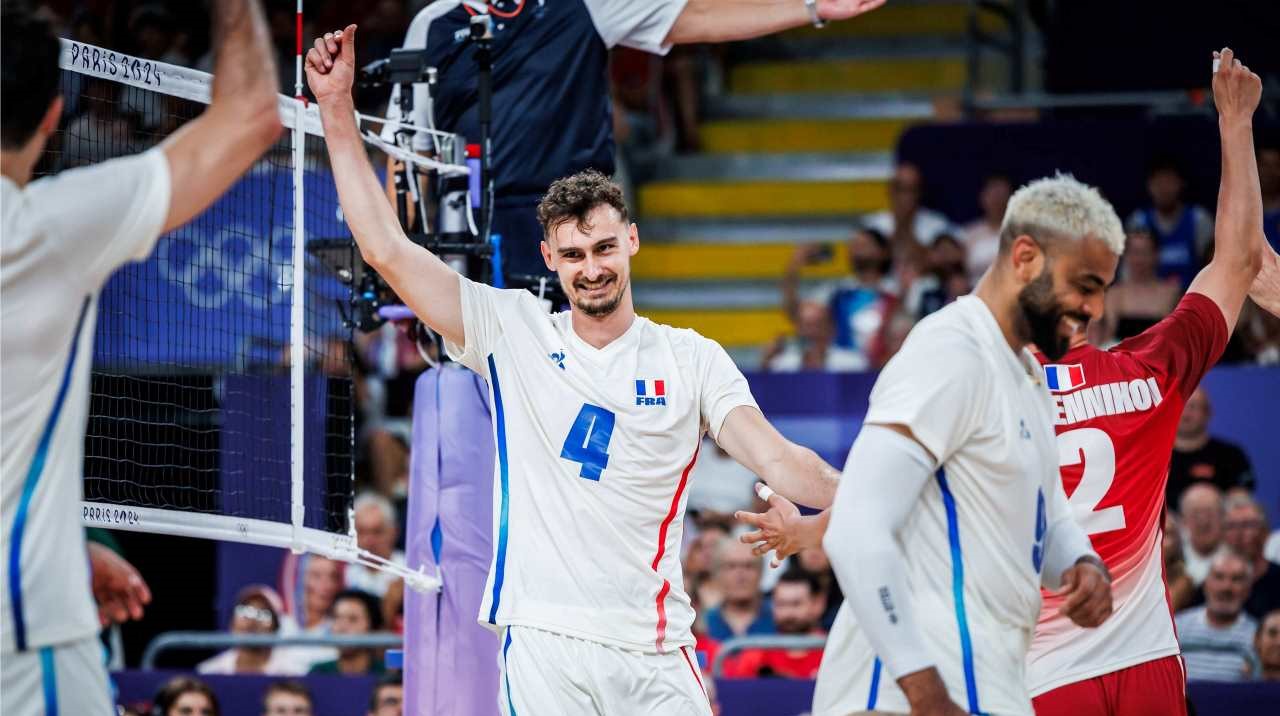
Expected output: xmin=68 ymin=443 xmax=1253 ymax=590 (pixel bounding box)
xmin=1026 ymin=293 xmax=1228 ymax=696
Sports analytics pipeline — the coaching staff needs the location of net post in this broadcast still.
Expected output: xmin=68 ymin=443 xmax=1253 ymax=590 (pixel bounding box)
xmin=289 ymin=0 xmax=307 ymax=554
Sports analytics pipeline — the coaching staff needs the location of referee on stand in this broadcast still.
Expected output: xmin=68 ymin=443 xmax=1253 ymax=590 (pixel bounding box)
xmin=381 ymin=0 xmax=888 ymax=279
xmin=1 ymin=1 xmax=280 ymax=711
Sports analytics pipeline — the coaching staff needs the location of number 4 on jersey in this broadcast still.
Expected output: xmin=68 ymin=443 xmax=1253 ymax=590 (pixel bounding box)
xmin=561 ymin=404 xmax=615 ymax=481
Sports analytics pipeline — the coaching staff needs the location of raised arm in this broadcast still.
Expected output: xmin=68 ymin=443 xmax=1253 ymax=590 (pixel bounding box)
xmin=1186 ymin=48 xmax=1264 ymax=330
xmin=715 ymin=405 xmax=839 ymax=509
xmin=159 ymin=0 xmax=283 ymax=233
xmin=665 ymin=0 xmax=886 ymax=45
xmin=306 ymin=26 xmax=465 ymax=348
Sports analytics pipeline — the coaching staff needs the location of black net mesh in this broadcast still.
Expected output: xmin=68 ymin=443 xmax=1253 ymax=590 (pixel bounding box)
xmin=40 ymin=59 xmax=354 ymax=535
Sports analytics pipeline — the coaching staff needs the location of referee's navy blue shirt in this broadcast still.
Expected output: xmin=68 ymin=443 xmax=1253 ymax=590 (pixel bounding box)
xmin=386 ymin=0 xmax=685 ymax=275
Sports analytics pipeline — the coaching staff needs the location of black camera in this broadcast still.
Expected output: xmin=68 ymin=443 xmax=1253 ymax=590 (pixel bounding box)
xmin=358 ymin=48 xmax=433 ymax=88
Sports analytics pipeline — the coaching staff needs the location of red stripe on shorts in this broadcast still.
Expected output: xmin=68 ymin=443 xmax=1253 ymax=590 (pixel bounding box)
xmin=652 ymin=443 xmax=701 ymax=653
xmin=681 ymin=646 xmax=707 ymax=697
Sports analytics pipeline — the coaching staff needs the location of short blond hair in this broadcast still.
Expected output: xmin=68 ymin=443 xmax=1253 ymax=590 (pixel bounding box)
xmin=1000 ymin=174 xmax=1125 ymax=256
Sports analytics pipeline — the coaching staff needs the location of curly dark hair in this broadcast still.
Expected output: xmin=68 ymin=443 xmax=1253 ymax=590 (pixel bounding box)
xmin=536 ymin=169 xmax=629 ymax=239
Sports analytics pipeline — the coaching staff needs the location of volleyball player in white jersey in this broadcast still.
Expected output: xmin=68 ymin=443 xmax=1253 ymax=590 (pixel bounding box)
xmin=1 ymin=2 xmax=281 ymax=712
xmin=807 ymin=177 xmax=1122 ymax=716
xmin=307 ymin=27 xmax=841 ymax=714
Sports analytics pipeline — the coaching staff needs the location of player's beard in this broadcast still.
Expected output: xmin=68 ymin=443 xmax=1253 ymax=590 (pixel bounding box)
xmin=1016 ymin=267 xmax=1072 ymax=360
xmin=568 ymin=271 xmax=627 ymax=318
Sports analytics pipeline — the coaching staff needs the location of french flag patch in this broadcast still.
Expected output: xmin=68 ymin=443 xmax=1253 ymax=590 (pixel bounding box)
xmin=1043 ymin=364 xmax=1086 ymax=393
xmin=635 ymin=379 xmax=667 ymax=406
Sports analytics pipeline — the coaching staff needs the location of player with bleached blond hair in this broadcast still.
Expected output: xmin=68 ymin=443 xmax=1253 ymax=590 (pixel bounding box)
xmin=736 ymin=173 xmax=1125 ymax=716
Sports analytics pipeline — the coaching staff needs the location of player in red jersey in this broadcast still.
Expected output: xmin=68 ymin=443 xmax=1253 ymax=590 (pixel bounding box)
xmin=1024 ymin=50 xmax=1267 ymax=716
xmin=735 ymin=49 xmax=1280 ymax=716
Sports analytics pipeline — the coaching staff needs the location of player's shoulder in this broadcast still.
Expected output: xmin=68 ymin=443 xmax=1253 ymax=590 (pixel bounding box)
xmin=642 ymin=315 xmax=715 ymax=350
xmin=898 ymin=298 xmax=987 ymax=355
xmin=639 ymin=316 xmax=731 ymax=372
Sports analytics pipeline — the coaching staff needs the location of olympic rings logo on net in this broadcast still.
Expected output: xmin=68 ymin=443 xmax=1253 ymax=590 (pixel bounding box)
xmin=156 ymin=224 xmax=295 ymax=310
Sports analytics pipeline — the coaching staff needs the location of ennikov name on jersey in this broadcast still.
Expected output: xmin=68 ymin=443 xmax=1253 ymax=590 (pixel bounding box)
xmin=1044 ymin=364 xmax=1163 ymax=427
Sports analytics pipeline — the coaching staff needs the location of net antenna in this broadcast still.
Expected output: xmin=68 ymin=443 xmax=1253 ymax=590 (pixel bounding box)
xmin=57 ymin=33 xmax=461 ymax=594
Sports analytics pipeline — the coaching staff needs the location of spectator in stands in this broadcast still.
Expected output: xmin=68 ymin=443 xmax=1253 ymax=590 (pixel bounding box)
xmin=1168 ymin=388 xmax=1257 ymax=508
xmin=864 ymin=161 xmax=952 ymax=251
xmin=799 ymin=548 xmax=843 ymax=631
xmin=688 ymin=439 xmax=756 ymax=520
xmin=262 ymin=680 xmax=313 ymax=716
xmin=762 ymin=298 xmax=863 ymax=372
xmin=347 ymin=492 xmax=406 ymax=598
xmin=1180 ymin=483 xmax=1227 ymax=586
xmin=782 ymin=228 xmax=898 ymax=370
xmin=310 ymin=589 xmax=386 ymax=676
xmin=296 ymin=555 xmax=343 ymax=632
xmin=1259 ymin=142 xmax=1280 ymax=251
xmin=1097 ymin=230 xmax=1181 ymax=343
xmin=1127 ymin=155 xmax=1214 ymax=288
xmin=277 ymin=554 xmax=343 ymax=669
xmin=381 ymin=577 xmax=405 ymax=634
xmin=1222 ymin=495 xmax=1280 ymax=619
xmin=368 ymin=673 xmax=404 ymax=716
xmin=198 ymin=584 xmax=303 ymax=675
xmin=1256 ymin=609 xmax=1280 ymax=681
xmin=153 ymin=676 xmax=220 ymax=716
xmin=1164 ymin=512 xmax=1197 ymax=612
xmin=960 ymin=172 xmax=1012 ymax=283
xmin=703 ymin=537 xmax=774 ymax=641
xmin=720 ymin=567 xmax=826 ymax=679
xmin=61 ymin=79 xmax=139 ymax=168
xmin=900 ymin=233 xmax=970 ymax=322
xmin=684 ymin=516 xmax=732 ymax=618
xmin=1177 ymin=550 xmax=1258 ymax=682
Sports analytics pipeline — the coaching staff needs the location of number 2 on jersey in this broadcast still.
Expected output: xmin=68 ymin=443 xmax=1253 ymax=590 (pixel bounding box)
xmin=1057 ymin=427 xmax=1125 ymax=534
xmin=560 ymin=404 xmax=615 ymax=481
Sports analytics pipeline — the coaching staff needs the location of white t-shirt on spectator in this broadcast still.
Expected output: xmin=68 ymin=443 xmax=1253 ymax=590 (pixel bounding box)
xmin=1182 ymin=536 xmax=1223 ymax=587
xmin=384 ymin=0 xmax=688 ymax=150
xmin=196 ymin=648 xmax=309 ymax=676
xmin=2 ymin=149 xmax=171 ymax=654
xmin=346 ymin=551 xmax=407 ymax=598
xmin=271 ymin=616 xmax=338 ymax=671
xmin=765 ymin=341 xmax=867 ymax=373
xmin=862 ymin=208 xmax=953 ymax=246
xmin=687 ymin=438 xmax=756 ymax=515
xmin=1174 ymin=606 xmax=1256 ymax=682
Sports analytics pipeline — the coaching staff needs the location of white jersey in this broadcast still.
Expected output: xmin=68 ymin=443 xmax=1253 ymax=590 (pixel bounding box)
xmin=2 ymin=150 xmax=171 ymax=654
xmin=445 ymin=277 xmax=757 ymax=653
xmin=813 ymin=296 xmax=1074 ymax=716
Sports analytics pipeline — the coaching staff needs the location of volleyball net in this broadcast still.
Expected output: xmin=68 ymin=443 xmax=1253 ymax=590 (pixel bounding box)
xmin=47 ymin=38 xmax=438 ymax=591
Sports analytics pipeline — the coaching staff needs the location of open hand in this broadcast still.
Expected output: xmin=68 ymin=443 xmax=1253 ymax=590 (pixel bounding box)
xmin=734 ymin=483 xmax=814 ymax=567
xmin=305 ymin=24 xmax=358 ymax=105
xmin=88 ymin=542 xmax=151 ymax=626
xmin=1212 ymin=47 xmax=1262 ymax=123
xmin=1056 ymin=559 xmax=1113 ymax=628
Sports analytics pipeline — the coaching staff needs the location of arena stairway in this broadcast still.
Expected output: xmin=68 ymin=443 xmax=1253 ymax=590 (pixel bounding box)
xmin=632 ymin=0 xmax=1001 ymax=365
